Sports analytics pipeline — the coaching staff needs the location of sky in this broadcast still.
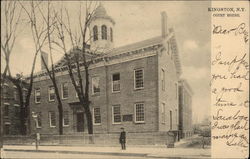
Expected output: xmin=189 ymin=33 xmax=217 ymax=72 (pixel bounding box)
xmin=1 ymin=1 xmax=211 ymax=123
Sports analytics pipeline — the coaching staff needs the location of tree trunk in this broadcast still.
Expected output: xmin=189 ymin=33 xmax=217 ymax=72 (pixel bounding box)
xmin=53 ymin=79 xmax=63 ymax=135
xmin=58 ymin=103 xmax=63 ymax=135
xmin=85 ymin=106 xmax=93 ymax=135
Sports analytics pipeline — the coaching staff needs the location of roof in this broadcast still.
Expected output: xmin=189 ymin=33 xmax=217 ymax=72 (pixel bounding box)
xmin=91 ymin=3 xmax=115 ymax=24
xmin=31 ymin=32 xmax=182 ymax=80
xmin=109 ymin=36 xmax=163 ymax=56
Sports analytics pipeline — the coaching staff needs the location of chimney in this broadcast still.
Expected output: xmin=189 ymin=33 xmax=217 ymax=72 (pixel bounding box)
xmin=41 ymin=51 xmax=48 ymax=70
xmin=161 ymin=11 xmax=168 ymax=38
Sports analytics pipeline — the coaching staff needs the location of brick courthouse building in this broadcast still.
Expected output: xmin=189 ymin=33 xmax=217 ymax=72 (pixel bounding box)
xmin=28 ymin=4 xmax=191 ymax=144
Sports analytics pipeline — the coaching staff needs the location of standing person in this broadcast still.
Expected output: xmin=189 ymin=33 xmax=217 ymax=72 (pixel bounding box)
xmin=119 ymin=127 xmax=126 ymax=150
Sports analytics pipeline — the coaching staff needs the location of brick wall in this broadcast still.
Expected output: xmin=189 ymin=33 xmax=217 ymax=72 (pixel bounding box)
xmin=1 ymin=79 xmax=22 ymax=135
xmin=30 ymin=55 xmax=159 ymax=134
xmin=158 ymin=40 xmax=179 ymax=132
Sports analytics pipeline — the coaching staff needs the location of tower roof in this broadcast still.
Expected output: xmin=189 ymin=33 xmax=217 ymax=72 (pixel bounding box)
xmin=91 ymin=3 xmax=115 ymax=24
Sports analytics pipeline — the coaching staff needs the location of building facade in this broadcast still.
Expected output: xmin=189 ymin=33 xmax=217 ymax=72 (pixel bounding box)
xmin=0 ymin=76 xmax=26 ymax=135
xmin=29 ymin=4 xmax=183 ymax=137
xmin=178 ymin=80 xmax=193 ymax=138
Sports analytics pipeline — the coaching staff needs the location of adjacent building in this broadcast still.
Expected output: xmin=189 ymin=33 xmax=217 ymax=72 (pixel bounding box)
xmin=178 ymin=79 xmax=193 ymax=139
xmin=28 ymin=4 xmax=188 ymax=142
xmin=0 ymin=76 xmax=27 ymax=135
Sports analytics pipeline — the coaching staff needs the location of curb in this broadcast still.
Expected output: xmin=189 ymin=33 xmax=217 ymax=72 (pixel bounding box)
xmin=3 ymin=149 xmax=211 ymax=159
xmin=4 ymin=149 xmax=148 ymax=157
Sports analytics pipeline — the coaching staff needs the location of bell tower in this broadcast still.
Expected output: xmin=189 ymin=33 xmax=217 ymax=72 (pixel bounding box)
xmin=89 ymin=3 xmax=115 ymax=52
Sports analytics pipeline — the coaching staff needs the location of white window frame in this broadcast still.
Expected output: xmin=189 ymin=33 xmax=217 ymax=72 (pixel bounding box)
xmin=63 ymin=111 xmax=69 ymax=127
xmin=175 ymin=109 xmax=178 ymax=125
xmin=13 ymin=89 xmax=18 ymax=100
xmin=61 ymin=82 xmax=69 ymax=99
xmin=134 ymin=68 xmax=144 ymax=90
xmin=49 ymin=111 xmax=56 ymax=128
xmin=35 ymin=88 xmax=41 ymax=104
xmin=134 ymin=103 xmax=145 ymax=123
xmin=75 ymin=81 xmax=79 ymax=97
xmin=4 ymin=103 xmax=10 ymax=117
xmin=161 ymin=102 xmax=166 ymax=124
xmin=161 ymin=68 xmax=165 ymax=91
xmin=48 ymin=86 xmax=55 ymax=102
xmin=112 ymin=105 xmax=121 ymax=124
xmin=35 ymin=112 xmax=42 ymax=128
xmin=93 ymin=107 xmax=101 ymax=125
xmin=111 ymin=73 xmax=120 ymax=93
xmin=175 ymin=82 xmax=178 ymax=99
xmin=91 ymin=76 xmax=100 ymax=95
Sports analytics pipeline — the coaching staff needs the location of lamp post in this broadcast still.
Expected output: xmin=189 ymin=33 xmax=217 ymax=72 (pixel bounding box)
xmin=31 ymin=112 xmax=39 ymax=150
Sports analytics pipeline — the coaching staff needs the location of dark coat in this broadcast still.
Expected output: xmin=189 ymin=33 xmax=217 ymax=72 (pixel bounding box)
xmin=119 ymin=131 xmax=126 ymax=143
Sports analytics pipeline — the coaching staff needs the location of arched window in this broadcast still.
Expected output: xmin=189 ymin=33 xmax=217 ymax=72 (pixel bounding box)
xmin=110 ymin=27 xmax=113 ymax=42
xmin=93 ymin=25 xmax=98 ymax=41
xmin=101 ymin=25 xmax=107 ymax=40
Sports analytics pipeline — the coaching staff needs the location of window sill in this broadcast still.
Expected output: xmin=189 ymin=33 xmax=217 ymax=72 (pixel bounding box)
xmin=134 ymin=87 xmax=144 ymax=91
xmin=134 ymin=121 xmax=145 ymax=124
xmin=112 ymin=122 xmax=121 ymax=125
xmin=49 ymin=100 xmax=55 ymax=102
xmin=93 ymin=123 xmax=101 ymax=126
xmin=35 ymin=102 xmax=41 ymax=104
xmin=63 ymin=125 xmax=69 ymax=127
xmin=91 ymin=93 xmax=100 ymax=97
xmin=49 ymin=126 xmax=56 ymax=128
xmin=62 ymin=97 xmax=68 ymax=100
xmin=112 ymin=91 xmax=121 ymax=94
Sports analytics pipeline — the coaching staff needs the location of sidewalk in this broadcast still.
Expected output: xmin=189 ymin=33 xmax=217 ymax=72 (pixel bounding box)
xmin=3 ymin=145 xmax=211 ymax=158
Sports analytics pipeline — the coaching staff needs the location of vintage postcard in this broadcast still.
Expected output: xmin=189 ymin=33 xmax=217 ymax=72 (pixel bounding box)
xmin=0 ymin=1 xmax=249 ymax=159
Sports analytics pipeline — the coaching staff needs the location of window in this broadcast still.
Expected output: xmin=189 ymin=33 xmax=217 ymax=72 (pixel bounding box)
xmin=63 ymin=111 xmax=69 ymax=126
xmin=161 ymin=103 xmax=166 ymax=124
xmin=49 ymin=111 xmax=56 ymax=127
xmin=134 ymin=69 xmax=144 ymax=89
xmin=14 ymin=107 xmax=19 ymax=116
xmin=36 ymin=112 xmax=42 ymax=128
xmin=75 ymin=81 xmax=80 ymax=97
xmin=112 ymin=105 xmax=121 ymax=124
xmin=4 ymin=104 xmax=9 ymax=117
xmin=134 ymin=103 xmax=145 ymax=123
xmin=23 ymin=90 xmax=27 ymax=103
xmin=170 ymin=110 xmax=172 ymax=130
xmin=93 ymin=25 xmax=98 ymax=41
xmin=175 ymin=83 xmax=178 ymax=99
xmin=161 ymin=69 xmax=165 ymax=91
xmin=101 ymin=25 xmax=107 ymax=40
xmin=4 ymin=124 xmax=10 ymax=135
xmin=14 ymin=104 xmax=19 ymax=116
xmin=61 ymin=82 xmax=69 ymax=99
xmin=112 ymin=73 xmax=120 ymax=92
xmin=48 ymin=86 xmax=55 ymax=101
xmin=110 ymin=27 xmax=113 ymax=42
xmin=35 ymin=88 xmax=41 ymax=103
xmin=175 ymin=109 xmax=178 ymax=125
xmin=93 ymin=108 xmax=101 ymax=125
xmin=92 ymin=77 xmax=100 ymax=94
xmin=13 ymin=90 xmax=18 ymax=100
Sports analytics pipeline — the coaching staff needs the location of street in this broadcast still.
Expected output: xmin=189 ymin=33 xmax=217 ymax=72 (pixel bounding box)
xmin=2 ymin=151 xmax=145 ymax=159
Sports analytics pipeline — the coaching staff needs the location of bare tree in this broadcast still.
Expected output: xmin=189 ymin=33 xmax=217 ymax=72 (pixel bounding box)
xmin=0 ymin=1 xmax=28 ymax=143
xmin=52 ymin=2 xmax=100 ymax=135
xmin=1 ymin=1 xmax=22 ymax=79
xmin=37 ymin=1 xmax=64 ymax=135
xmin=18 ymin=0 xmax=49 ymax=135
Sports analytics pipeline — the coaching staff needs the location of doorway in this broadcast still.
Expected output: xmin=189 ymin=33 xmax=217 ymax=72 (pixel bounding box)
xmin=76 ymin=112 xmax=84 ymax=132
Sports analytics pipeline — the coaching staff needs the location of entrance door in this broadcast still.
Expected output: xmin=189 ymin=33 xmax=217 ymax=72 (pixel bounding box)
xmin=76 ymin=112 xmax=84 ymax=132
